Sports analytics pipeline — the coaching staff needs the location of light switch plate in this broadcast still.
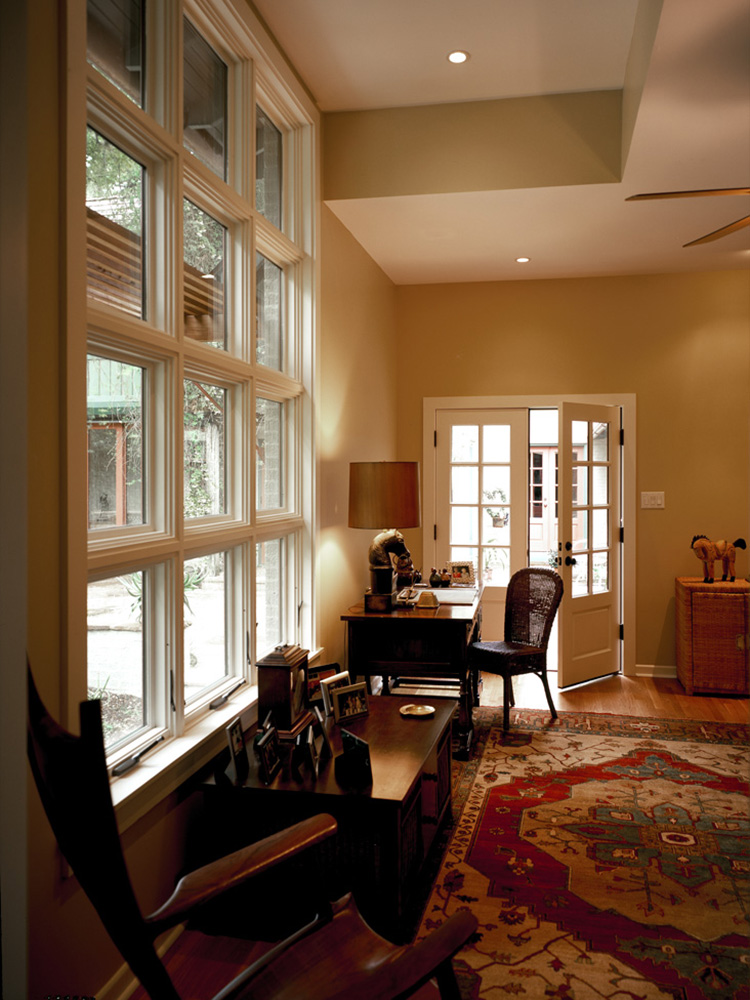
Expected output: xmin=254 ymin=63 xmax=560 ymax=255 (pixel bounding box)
xmin=641 ymin=491 xmax=665 ymax=509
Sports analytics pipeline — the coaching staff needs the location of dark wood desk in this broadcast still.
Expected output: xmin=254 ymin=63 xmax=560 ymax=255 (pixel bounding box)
xmin=203 ymin=696 xmax=454 ymax=941
xmin=341 ymin=588 xmax=482 ymax=757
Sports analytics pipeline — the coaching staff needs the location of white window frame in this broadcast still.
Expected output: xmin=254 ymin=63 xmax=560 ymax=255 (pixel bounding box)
xmin=65 ymin=0 xmax=318 ymax=828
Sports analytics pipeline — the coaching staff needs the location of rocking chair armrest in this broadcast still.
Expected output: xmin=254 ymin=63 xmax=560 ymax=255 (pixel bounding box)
xmin=344 ymin=910 xmax=477 ymax=1000
xmin=145 ymin=813 xmax=337 ymax=931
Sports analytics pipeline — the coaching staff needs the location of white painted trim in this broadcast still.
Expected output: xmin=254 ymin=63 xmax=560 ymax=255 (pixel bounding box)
xmin=423 ymin=393 xmax=636 ymax=677
xmin=636 ymin=663 xmax=677 ymax=678
xmin=97 ymin=925 xmax=185 ymax=1000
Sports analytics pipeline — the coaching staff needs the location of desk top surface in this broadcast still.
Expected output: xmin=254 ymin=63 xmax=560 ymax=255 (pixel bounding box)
xmin=211 ymin=695 xmax=455 ymax=803
xmin=342 ymin=586 xmax=482 ymax=623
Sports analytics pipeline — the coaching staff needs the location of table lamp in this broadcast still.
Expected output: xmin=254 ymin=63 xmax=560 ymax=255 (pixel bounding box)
xmin=348 ymin=462 xmax=421 ymax=611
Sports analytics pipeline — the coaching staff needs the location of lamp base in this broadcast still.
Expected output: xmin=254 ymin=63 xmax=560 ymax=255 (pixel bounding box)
xmin=364 ymin=589 xmax=395 ymax=613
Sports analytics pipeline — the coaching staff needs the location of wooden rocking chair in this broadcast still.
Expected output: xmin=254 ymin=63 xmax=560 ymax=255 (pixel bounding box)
xmin=27 ymin=667 xmax=476 ymax=1000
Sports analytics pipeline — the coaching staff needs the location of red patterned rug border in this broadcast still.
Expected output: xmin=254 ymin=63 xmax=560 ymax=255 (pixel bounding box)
xmin=468 ymin=705 xmax=749 ymax=745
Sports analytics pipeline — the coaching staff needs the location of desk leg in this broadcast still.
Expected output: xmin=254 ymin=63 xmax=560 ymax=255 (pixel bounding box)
xmin=454 ymin=672 xmax=475 ymax=760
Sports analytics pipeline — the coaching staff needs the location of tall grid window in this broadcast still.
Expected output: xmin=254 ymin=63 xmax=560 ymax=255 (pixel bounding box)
xmin=82 ymin=0 xmax=315 ymax=764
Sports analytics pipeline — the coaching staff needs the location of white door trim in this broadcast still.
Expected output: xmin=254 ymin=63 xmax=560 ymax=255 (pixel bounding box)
xmin=423 ymin=393 xmax=636 ymax=677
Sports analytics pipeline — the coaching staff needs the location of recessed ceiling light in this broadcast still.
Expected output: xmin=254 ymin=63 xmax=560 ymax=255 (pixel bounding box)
xmin=447 ymin=50 xmax=469 ymax=64
xmin=516 ymin=257 xmax=531 ymax=263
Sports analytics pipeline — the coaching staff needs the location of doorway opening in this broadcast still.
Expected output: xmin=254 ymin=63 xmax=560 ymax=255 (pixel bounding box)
xmin=423 ymin=393 xmax=635 ymax=679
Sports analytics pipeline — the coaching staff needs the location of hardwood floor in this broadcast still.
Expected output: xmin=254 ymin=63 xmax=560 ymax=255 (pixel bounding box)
xmin=480 ymin=671 xmax=750 ymax=725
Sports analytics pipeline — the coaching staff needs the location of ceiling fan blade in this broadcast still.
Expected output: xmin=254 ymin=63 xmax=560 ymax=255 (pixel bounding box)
xmin=627 ymin=187 xmax=750 ymax=201
xmin=683 ymin=215 xmax=750 ymax=247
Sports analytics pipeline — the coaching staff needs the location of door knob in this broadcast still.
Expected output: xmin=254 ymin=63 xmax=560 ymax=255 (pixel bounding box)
xmin=565 ymin=556 xmax=577 ymax=566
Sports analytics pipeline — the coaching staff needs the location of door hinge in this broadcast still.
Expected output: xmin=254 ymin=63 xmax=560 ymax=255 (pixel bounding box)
xmin=433 ymin=524 xmax=437 ymax=540
xmin=620 ymin=427 xmax=624 ymax=446
xmin=619 ymin=623 xmax=624 ymax=641
xmin=434 ymin=430 xmax=437 ymax=448
xmin=620 ymin=526 xmax=624 ymax=544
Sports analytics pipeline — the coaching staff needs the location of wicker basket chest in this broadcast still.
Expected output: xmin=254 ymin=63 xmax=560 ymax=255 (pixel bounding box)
xmin=675 ymin=577 xmax=749 ymax=695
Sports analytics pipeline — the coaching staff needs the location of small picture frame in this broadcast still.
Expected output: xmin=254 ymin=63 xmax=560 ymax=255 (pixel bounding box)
xmin=313 ymin=704 xmax=333 ymax=762
xmin=448 ymin=560 xmax=476 ymax=586
xmin=307 ymin=662 xmax=341 ymax=705
xmin=226 ymin=716 xmax=249 ymax=780
xmin=302 ymin=723 xmax=320 ymax=777
xmin=335 ymin=727 xmax=373 ymax=787
xmin=321 ymin=670 xmax=351 ymax=716
xmin=255 ymin=725 xmax=282 ymax=785
xmin=332 ymin=682 xmax=369 ymax=724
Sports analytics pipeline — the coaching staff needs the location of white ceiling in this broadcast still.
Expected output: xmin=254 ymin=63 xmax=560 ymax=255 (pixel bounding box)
xmin=254 ymin=0 xmax=750 ymax=284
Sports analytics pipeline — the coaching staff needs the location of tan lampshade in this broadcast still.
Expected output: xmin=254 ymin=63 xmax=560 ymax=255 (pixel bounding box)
xmin=348 ymin=462 xmax=421 ymax=529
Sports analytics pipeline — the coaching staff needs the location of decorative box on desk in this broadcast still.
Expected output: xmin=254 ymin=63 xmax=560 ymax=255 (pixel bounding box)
xmin=675 ymin=577 xmax=749 ymax=695
xmin=257 ymin=644 xmax=314 ymax=740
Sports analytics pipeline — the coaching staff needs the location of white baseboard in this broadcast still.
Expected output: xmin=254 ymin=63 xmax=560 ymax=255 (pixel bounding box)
xmin=635 ymin=663 xmax=677 ymax=678
xmin=97 ymin=925 xmax=184 ymax=1000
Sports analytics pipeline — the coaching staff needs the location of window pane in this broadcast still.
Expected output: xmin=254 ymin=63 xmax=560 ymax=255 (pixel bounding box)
xmin=88 ymin=574 xmax=146 ymax=749
xmin=482 ymin=547 xmax=510 ymax=586
xmin=572 ymin=510 xmax=588 ymax=552
xmin=183 ymin=19 xmax=227 ymax=179
xmin=572 ymin=554 xmax=589 ymax=597
xmin=184 ymin=379 xmax=226 ymax=517
xmin=256 ymin=253 xmax=283 ymax=369
xmin=86 ymin=128 xmax=144 ymax=318
xmin=87 ymin=356 xmax=145 ymax=528
xmin=593 ymin=551 xmax=609 ymax=594
xmin=183 ymin=200 xmax=226 ymax=349
xmin=87 ymin=0 xmax=144 ymax=106
xmin=451 ymin=466 xmax=478 ymax=504
xmin=572 ymin=420 xmax=588 ymax=460
xmin=483 ymin=507 xmax=510 ymax=545
xmin=256 ymin=106 xmax=282 ymax=228
xmin=450 ymin=507 xmax=478 ymax=545
xmin=256 ymin=397 xmax=284 ymax=510
xmin=483 ymin=424 xmax=510 ymax=462
xmin=592 ymin=422 xmax=609 ymax=462
xmin=184 ymin=554 xmax=227 ymax=702
xmin=451 ymin=425 xmax=477 ymax=463
xmin=592 ymin=464 xmax=608 ymax=505
xmin=573 ymin=465 xmax=588 ymax=506
xmin=592 ymin=508 xmax=608 ymax=549
xmin=257 ymin=538 xmax=284 ymax=658
xmin=482 ymin=465 xmax=510 ymax=506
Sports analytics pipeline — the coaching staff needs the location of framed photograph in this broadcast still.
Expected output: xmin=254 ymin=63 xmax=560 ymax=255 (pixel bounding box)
xmin=226 ymin=716 xmax=249 ymax=780
xmin=303 ymin=723 xmax=320 ymax=777
xmin=307 ymin=661 xmax=341 ymax=704
xmin=321 ymin=670 xmax=351 ymax=716
xmin=255 ymin=725 xmax=282 ymax=785
xmin=448 ymin=560 xmax=476 ymax=586
xmin=332 ymin=682 xmax=369 ymax=724
xmin=335 ymin=727 xmax=373 ymax=787
xmin=313 ymin=705 xmax=333 ymax=761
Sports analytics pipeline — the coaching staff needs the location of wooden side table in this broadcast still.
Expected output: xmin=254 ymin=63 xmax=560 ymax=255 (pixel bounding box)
xmin=341 ymin=588 xmax=482 ymax=756
xmin=201 ymin=696 xmax=454 ymax=941
xmin=675 ymin=577 xmax=749 ymax=695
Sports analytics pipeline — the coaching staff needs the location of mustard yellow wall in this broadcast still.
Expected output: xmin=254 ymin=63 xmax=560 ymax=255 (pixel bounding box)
xmin=393 ymin=271 xmax=750 ymax=667
xmin=317 ymin=207 xmax=400 ymax=665
xmin=18 ymin=4 xmax=748 ymax=994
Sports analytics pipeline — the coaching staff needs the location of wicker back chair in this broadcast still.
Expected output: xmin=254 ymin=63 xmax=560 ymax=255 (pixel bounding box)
xmin=470 ymin=568 xmax=563 ymax=731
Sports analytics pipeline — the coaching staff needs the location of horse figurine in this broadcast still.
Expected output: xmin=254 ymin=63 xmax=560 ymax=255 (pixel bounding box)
xmin=368 ymin=528 xmax=411 ymax=594
xmin=691 ymin=535 xmax=746 ymax=582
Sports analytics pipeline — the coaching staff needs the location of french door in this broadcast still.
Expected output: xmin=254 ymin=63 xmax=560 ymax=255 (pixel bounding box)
xmin=434 ymin=408 xmax=527 ymax=639
xmin=557 ymin=402 xmax=621 ymax=685
xmin=428 ymin=401 xmax=624 ymax=683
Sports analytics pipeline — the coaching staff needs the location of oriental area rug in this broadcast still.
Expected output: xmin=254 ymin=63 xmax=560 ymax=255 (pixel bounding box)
xmin=416 ymin=707 xmax=750 ymax=1000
